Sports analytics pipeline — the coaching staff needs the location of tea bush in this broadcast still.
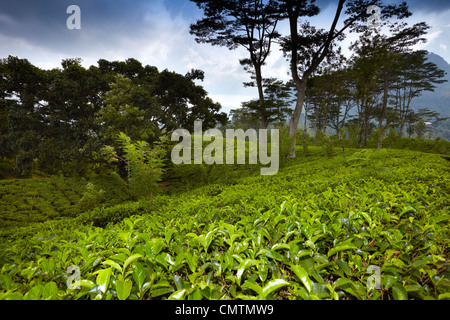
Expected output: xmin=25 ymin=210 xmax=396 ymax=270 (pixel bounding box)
xmin=0 ymin=149 xmax=448 ymax=300
xmin=0 ymin=174 xmax=132 ymax=237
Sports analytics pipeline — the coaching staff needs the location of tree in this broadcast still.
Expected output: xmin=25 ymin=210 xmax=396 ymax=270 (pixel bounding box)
xmin=406 ymin=108 xmax=448 ymax=138
xmin=152 ymin=69 xmax=227 ymax=132
xmin=392 ymin=50 xmax=447 ymax=137
xmin=241 ymin=77 xmax=294 ymax=127
xmin=0 ymin=56 xmax=47 ymax=175
xmin=305 ymin=68 xmax=354 ymax=137
xmin=348 ymin=38 xmax=381 ymax=148
xmin=372 ymin=22 xmax=430 ymax=149
xmin=190 ymin=0 xmax=281 ymax=128
xmin=348 ymin=20 xmax=443 ymax=148
xmin=229 ymin=107 xmax=260 ymax=130
xmin=96 ymin=74 xmax=158 ymax=145
xmin=102 ymin=132 xmax=168 ymax=201
xmin=276 ymin=0 xmax=411 ymax=156
xmin=0 ymin=56 xmax=227 ymax=177
xmin=41 ymin=58 xmax=106 ymax=175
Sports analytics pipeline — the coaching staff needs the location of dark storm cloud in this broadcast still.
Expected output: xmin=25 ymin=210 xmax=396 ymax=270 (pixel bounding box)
xmin=404 ymin=0 xmax=450 ymax=13
xmin=0 ymin=0 xmax=171 ymax=51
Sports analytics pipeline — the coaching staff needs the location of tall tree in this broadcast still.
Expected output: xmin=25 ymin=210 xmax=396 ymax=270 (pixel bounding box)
xmin=96 ymin=74 xmax=157 ymax=145
xmin=241 ymin=77 xmax=294 ymax=126
xmin=392 ymin=50 xmax=447 ymax=137
xmin=0 ymin=56 xmax=227 ymax=177
xmin=276 ymin=0 xmax=411 ymax=156
xmin=190 ymin=0 xmax=281 ymax=128
xmin=305 ymin=68 xmax=354 ymax=137
xmin=152 ymin=69 xmax=227 ymax=132
xmin=349 ymin=21 xmax=439 ymax=148
xmin=0 ymin=56 xmax=47 ymax=175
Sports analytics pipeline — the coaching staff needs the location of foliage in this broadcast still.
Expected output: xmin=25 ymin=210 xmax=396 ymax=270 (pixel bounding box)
xmin=0 ymin=149 xmax=448 ymax=300
xmin=77 ymin=182 xmax=105 ymax=213
xmin=103 ymin=132 xmax=168 ymax=200
xmin=0 ymin=174 xmax=131 ymax=240
xmin=241 ymin=78 xmax=295 ymax=128
xmin=0 ymin=56 xmax=226 ymax=177
xmin=96 ymin=74 xmax=157 ymax=145
xmin=190 ymin=0 xmax=280 ymax=128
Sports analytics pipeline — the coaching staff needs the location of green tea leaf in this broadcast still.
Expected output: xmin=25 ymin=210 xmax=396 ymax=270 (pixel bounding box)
xmin=438 ymin=293 xmax=450 ymax=300
xmin=24 ymin=285 xmax=43 ymax=300
xmin=261 ymin=279 xmax=290 ymax=298
xmin=102 ymin=260 xmax=123 ymax=273
xmin=327 ymin=244 xmax=357 ymax=257
xmin=96 ymin=267 xmax=112 ymax=294
xmin=271 ymin=243 xmax=290 ymax=251
xmin=148 ymin=239 xmax=165 ymax=255
xmin=392 ymin=283 xmax=408 ymax=300
xmin=173 ymin=275 xmax=185 ymax=291
xmin=242 ymin=281 xmax=262 ymax=296
xmin=334 ymin=277 xmax=352 ymax=288
xmin=185 ymin=253 xmax=197 ymax=273
xmin=151 ymin=287 xmax=174 ymax=298
xmin=123 ymin=254 xmax=143 ymax=271
xmin=290 ymin=265 xmax=312 ymax=293
xmin=133 ymin=263 xmax=146 ymax=290
xmin=165 ymin=229 xmax=176 ymax=244
xmin=383 ymin=275 xmax=397 ymax=290
xmin=168 ymin=289 xmax=187 ymax=300
xmin=2 ymin=292 xmax=24 ymax=300
xmin=43 ymin=282 xmax=58 ymax=300
xmin=188 ymin=288 xmax=203 ymax=300
xmin=236 ymin=259 xmax=257 ymax=285
xmin=258 ymin=258 xmax=268 ymax=282
xmin=336 ymin=260 xmax=352 ymax=277
xmin=116 ymin=279 xmax=132 ymax=300
xmin=79 ymin=279 xmax=95 ymax=290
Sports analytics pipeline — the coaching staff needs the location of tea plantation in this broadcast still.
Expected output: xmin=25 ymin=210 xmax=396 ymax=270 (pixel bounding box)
xmin=0 ymin=148 xmax=448 ymax=300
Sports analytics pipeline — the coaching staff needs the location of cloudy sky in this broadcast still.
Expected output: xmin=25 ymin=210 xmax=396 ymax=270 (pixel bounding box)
xmin=1 ymin=0 xmax=449 ymax=114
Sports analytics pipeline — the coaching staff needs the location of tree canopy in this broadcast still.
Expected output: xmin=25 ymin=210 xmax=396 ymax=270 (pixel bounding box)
xmin=0 ymin=56 xmax=227 ymax=176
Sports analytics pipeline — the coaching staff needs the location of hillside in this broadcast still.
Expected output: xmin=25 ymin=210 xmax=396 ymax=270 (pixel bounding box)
xmin=410 ymin=52 xmax=450 ymax=118
xmin=0 ymin=147 xmax=448 ymax=300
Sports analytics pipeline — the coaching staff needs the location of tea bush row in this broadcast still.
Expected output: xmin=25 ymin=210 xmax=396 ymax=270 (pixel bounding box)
xmin=0 ymin=149 xmax=448 ymax=300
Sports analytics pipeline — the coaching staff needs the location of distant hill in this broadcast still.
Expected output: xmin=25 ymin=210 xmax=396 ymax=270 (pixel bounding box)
xmin=410 ymin=52 xmax=450 ymax=118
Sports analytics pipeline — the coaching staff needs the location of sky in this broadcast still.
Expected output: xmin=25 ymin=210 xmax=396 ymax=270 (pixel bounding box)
xmin=1 ymin=0 xmax=449 ymax=115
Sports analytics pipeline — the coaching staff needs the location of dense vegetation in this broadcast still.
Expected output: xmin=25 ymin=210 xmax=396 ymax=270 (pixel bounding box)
xmin=0 ymin=147 xmax=448 ymax=300
xmin=1 ymin=0 xmax=449 ymax=303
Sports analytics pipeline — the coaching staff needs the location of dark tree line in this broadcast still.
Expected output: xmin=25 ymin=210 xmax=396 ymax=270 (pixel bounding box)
xmin=304 ymin=44 xmax=446 ymax=149
xmin=0 ymin=56 xmax=227 ymax=176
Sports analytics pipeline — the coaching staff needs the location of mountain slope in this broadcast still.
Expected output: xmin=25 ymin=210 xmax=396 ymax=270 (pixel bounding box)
xmin=410 ymin=52 xmax=450 ymax=117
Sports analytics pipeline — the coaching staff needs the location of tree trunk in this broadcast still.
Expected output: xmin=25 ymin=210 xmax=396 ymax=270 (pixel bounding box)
xmin=340 ymin=133 xmax=346 ymax=159
xmin=363 ymin=116 xmax=369 ymax=148
xmin=378 ymin=78 xmax=389 ymax=149
xmin=254 ymin=63 xmax=268 ymax=128
xmin=303 ymin=106 xmax=308 ymax=154
xmin=288 ymin=80 xmax=307 ymax=157
xmin=357 ymin=125 xmax=362 ymax=149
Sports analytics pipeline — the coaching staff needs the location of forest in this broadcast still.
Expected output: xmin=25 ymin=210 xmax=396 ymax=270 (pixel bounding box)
xmin=0 ymin=0 xmax=449 ymax=303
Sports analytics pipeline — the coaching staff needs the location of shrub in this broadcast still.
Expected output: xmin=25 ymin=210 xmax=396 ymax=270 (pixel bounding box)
xmin=0 ymin=149 xmax=448 ymax=300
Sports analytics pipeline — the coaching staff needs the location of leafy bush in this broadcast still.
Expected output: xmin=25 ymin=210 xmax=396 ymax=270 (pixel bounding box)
xmin=322 ymin=135 xmax=338 ymax=158
xmin=77 ymin=182 xmax=105 ymax=212
xmin=0 ymin=149 xmax=448 ymax=300
xmin=0 ymin=174 xmax=132 ymax=237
